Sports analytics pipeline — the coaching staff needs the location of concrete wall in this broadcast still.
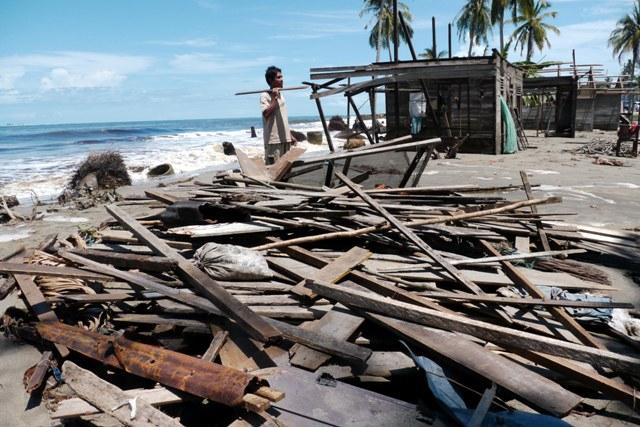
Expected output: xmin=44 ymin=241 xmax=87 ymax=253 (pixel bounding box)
xmin=575 ymin=92 xmax=620 ymax=131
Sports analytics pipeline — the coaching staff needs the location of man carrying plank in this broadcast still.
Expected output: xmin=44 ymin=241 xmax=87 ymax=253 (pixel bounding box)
xmin=261 ymin=66 xmax=297 ymax=165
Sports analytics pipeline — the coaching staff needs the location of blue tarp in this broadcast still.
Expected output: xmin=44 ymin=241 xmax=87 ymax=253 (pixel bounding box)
xmin=401 ymin=342 xmax=572 ymax=427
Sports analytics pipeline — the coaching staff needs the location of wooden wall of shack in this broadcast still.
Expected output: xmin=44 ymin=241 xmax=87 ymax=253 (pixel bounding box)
xmin=520 ymin=76 xmax=577 ymax=137
xmin=575 ymin=91 xmax=621 ymax=131
xmin=384 ymin=53 xmax=524 ymax=154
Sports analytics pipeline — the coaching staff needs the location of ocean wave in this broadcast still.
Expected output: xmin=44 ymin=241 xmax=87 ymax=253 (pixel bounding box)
xmin=5 ymin=126 xmax=164 ymax=141
xmin=0 ymin=118 xmax=337 ymax=206
xmin=74 ymin=135 xmax=153 ymax=145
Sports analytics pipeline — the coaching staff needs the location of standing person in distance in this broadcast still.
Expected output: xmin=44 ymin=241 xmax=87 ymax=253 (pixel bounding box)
xmin=260 ymin=66 xmax=297 ymax=165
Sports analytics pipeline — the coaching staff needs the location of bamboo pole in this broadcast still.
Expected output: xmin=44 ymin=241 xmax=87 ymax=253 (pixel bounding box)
xmin=253 ymin=196 xmax=561 ymax=251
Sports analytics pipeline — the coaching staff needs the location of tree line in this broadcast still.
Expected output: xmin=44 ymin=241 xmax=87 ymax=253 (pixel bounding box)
xmin=361 ymin=0 xmax=640 ymax=79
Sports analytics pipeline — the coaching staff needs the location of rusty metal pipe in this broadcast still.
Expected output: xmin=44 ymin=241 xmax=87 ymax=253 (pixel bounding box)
xmin=37 ymin=322 xmax=264 ymax=407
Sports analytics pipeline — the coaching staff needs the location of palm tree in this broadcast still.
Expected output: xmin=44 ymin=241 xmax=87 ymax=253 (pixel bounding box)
xmin=360 ymin=0 xmax=414 ymax=62
xmin=491 ymin=0 xmax=518 ymax=54
xmin=510 ymin=0 xmax=559 ymax=62
xmin=609 ymin=0 xmax=640 ymax=81
xmin=420 ymin=48 xmax=448 ymax=59
xmin=457 ymin=0 xmax=492 ymax=57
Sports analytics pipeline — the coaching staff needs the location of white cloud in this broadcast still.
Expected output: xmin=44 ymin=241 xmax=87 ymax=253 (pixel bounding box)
xmin=40 ymin=68 xmax=126 ymax=90
xmin=0 ymin=51 xmax=153 ymax=92
xmin=284 ymin=10 xmax=359 ymax=20
xmin=147 ymin=38 xmax=217 ymax=48
xmin=195 ymin=0 xmax=217 ymax=11
xmin=532 ymin=20 xmax=619 ymax=73
xmin=0 ymin=68 xmax=25 ymax=90
xmin=169 ymin=53 xmax=277 ymax=74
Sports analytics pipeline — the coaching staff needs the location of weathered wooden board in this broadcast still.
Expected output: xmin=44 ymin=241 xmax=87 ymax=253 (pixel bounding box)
xmin=167 ymin=221 xmax=284 ymax=238
xmin=106 ymin=205 xmax=281 ymax=343
xmin=307 ymin=281 xmax=640 ymax=373
xmin=290 ymin=310 xmax=364 ymax=370
xmin=51 ymin=387 xmax=183 ymax=419
xmin=62 ymin=361 xmax=184 ymax=427
xmin=290 ymin=246 xmax=371 ymax=299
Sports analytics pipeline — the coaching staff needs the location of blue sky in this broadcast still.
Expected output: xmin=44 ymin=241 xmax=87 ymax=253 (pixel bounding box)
xmin=0 ymin=0 xmax=635 ymax=125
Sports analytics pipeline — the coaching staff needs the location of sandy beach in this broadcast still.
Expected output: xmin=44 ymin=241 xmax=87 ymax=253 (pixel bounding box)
xmin=1 ymin=129 xmax=639 ymax=426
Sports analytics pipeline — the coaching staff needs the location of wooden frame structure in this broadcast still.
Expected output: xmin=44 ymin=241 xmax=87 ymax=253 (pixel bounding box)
xmin=307 ymin=51 xmax=524 ymax=155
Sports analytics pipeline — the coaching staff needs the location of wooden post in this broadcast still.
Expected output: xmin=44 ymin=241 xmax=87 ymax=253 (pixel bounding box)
xmin=432 ymin=16 xmax=436 ymax=60
xmin=370 ymin=88 xmax=379 ymax=144
xmin=448 ymin=23 xmax=452 ymax=58
xmin=347 ymin=95 xmax=374 ymax=145
xmin=393 ymin=0 xmax=399 ymax=63
xmin=346 ymin=77 xmax=351 ymax=128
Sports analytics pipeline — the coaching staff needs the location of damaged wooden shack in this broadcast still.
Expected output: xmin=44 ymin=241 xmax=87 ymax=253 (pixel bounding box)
xmin=521 ymin=62 xmax=638 ymax=136
xmin=1 ymin=138 xmax=639 ymax=425
xmin=309 ymin=50 xmax=524 ymax=154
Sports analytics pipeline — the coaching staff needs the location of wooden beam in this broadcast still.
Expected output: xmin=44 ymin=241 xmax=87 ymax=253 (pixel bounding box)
xmin=520 ymin=171 xmax=551 ymax=251
xmin=268 ymin=238 xmax=454 ymax=315
xmin=419 ymin=292 xmax=633 ymax=309
xmin=290 ymin=310 xmax=364 ymax=371
xmin=519 ymin=351 xmax=640 ymax=409
xmin=305 ymin=281 xmax=640 ymax=373
xmin=291 ymin=138 xmax=441 ymax=167
xmin=62 ymin=361 xmax=184 ymax=427
xmin=202 ymin=329 xmax=229 ymax=362
xmin=51 ymin=387 xmax=183 ymax=419
xmin=14 ymin=274 xmax=69 ymax=357
xmin=479 ymin=240 xmax=605 ymax=350
xmin=334 ymin=172 xmax=504 ymax=316
xmin=365 ymin=315 xmax=581 ymax=416
xmin=67 ymin=248 xmax=177 ymax=273
xmin=290 ymin=247 xmax=371 ymax=300
xmin=0 ymin=262 xmax=112 ymax=281
xmin=59 ymin=250 xmax=369 ymax=364
xmin=106 ymin=204 xmax=281 ymax=343
xmin=253 ymin=196 xmax=561 ymax=251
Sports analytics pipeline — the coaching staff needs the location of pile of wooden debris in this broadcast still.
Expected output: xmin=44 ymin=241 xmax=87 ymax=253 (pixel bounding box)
xmin=1 ymin=147 xmax=639 ymax=426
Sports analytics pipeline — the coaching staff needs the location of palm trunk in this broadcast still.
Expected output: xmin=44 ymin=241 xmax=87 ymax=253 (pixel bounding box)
xmin=632 ymin=48 xmax=637 ymax=81
xmin=499 ymin=14 xmax=504 ymax=54
xmin=387 ymin=35 xmax=393 ymax=62
xmin=376 ymin=14 xmax=382 ymax=63
xmin=468 ymin=29 xmax=475 ymax=57
xmin=526 ymin=33 xmax=533 ymax=62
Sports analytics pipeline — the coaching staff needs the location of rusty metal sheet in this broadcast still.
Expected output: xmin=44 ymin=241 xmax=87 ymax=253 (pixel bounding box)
xmin=37 ymin=322 xmax=263 ymax=407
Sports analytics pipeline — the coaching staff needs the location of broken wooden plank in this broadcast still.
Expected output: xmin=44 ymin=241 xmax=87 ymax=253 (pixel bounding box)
xmin=166 ymin=221 xmax=284 ymax=238
xmin=520 ymin=170 xmax=551 ymax=251
xmin=236 ymin=149 xmax=270 ymax=180
xmin=60 ymin=249 xmax=368 ymax=364
xmin=290 ymin=310 xmax=364 ymax=370
xmin=479 ymin=240 xmax=605 ymax=350
xmin=419 ymin=292 xmax=632 ymax=309
xmin=306 ymin=280 xmax=640 ymax=373
xmin=97 ymin=229 xmax=192 ymax=250
xmin=290 ymin=246 xmax=371 ymax=299
xmin=269 ymin=239 xmax=452 ymax=314
xmin=51 ymin=387 xmax=183 ymax=419
xmin=106 ymin=204 xmax=281 ymax=343
xmin=253 ymin=196 xmax=561 ymax=251
xmin=0 ymin=262 xmax=112 ymax=281
xmin=518 ymin=351 xmax=640 ymax=409
xmin=67 ymin=248 xmax=177 ymax=272
xmin=144 ymin=190 xmax=179 ymax=204
xmin=61 ymin=361 xmax=184 ymax=427
xmin=202 ymin=329 xmax=229 ymax=362
xmin=25 ymin=351 xmax=53 ymax=393
xmin=14 ymin=274 xmax=69 ymax=357
xmin=268 ymin=146 xmax=306 ymax=181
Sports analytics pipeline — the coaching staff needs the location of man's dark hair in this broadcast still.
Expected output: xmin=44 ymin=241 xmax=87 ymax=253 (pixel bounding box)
xmin=265 ymin=66 xmax=281 ymax=86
